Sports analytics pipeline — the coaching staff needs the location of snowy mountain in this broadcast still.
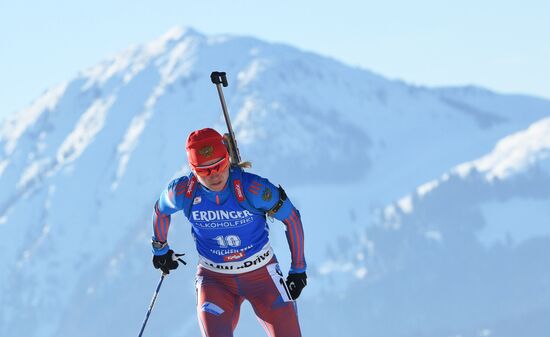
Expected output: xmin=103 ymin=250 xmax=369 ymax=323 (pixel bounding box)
xmin=316 ymin=117 xmax=550 ymax=337
xmin=1 ymin=26 xmax=549 ymax=336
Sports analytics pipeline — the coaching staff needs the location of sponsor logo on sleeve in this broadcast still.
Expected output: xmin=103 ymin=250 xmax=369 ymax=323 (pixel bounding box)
xmin=186 ymin=176 xmax=197 ymax=198
xmin=233 ymin=180 xmax=245 ymax=202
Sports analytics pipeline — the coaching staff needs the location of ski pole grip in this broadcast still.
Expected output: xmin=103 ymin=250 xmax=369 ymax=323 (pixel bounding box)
xmin=210 ymin=71 xmax=228 ymax=87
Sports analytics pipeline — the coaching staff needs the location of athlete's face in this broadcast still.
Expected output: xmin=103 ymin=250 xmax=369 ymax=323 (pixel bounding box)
xmin=194 ymin=156 xmax=230 ymax=192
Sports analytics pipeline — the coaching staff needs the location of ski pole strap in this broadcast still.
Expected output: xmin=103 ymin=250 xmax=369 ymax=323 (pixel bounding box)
xmin=267 ymin=185 xmax=288 ymax=217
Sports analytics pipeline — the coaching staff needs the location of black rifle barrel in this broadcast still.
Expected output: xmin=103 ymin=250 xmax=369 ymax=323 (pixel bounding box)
xmin=210 ymin=71 xmax=241 ymax=165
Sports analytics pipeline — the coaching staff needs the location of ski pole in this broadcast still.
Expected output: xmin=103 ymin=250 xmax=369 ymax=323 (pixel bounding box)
xmin=138 ymin=273 xmax=166 ymax=337
xmin=210 ymin=71 xmax=241 ymax=166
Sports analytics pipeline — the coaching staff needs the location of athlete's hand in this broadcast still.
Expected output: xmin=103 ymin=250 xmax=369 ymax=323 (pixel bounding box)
xmin=286 ymin=272 xmax=307 ymax=300
xmin=152 ymin=249 xmax=185 ymax=274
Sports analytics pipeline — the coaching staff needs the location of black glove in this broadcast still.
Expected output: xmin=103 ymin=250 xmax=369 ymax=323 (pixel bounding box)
xmin=152 ymin=249 xmax=185 ymax=274
xmin=286 ymin=272 xmax=307 ymax=300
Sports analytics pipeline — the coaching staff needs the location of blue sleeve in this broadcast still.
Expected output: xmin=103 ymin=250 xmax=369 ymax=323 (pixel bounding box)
xmin=151 ymin=176 xmax=189 ymax=255
xmin=243 ymin=172 xmax=307 ymax=273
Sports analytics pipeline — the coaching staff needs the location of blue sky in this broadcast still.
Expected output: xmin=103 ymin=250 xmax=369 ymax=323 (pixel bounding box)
xmin=1 ymin=0 xmax=548 ymax=122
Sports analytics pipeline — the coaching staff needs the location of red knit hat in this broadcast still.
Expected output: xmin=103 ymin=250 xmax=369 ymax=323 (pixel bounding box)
xmin=186 ymin=128 xmax=229 ymax=167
